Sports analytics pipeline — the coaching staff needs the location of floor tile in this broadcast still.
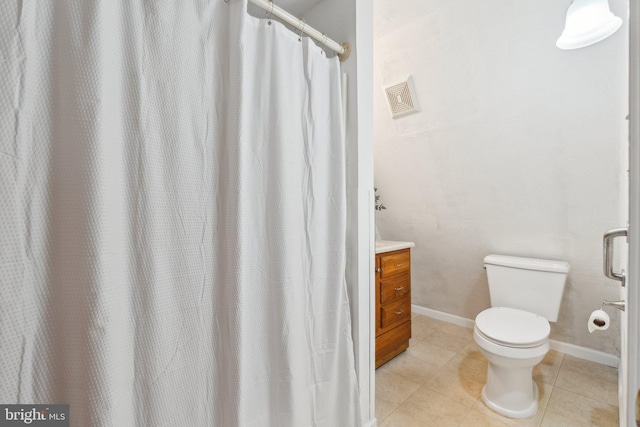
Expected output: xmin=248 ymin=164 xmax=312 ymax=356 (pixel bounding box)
xmin=408 ymin=336 xmax=422 ymax=347
xmin=405 ymin=340 xmax=456 ymax=366
xmin=459 ymin=340 xmax=485 ymax=361
xmin=534 ymin=381 xmax=554 ymax=411
xmin=424 ymin=366 xmax=484 ymax=407
xmin=540 ymin=410 xmax=583 ymax=427
xmin=380 ymin=351 xmax=441 ymax=385
xmin=395 ymin=386 xmax=471 ymax=426
xmin=375 ymin=369 xmax=421 ymax=405
xmin=440 ymin=322 xmax=474 ymax=339
xmin=542 ymin=407 xmax=619 ymax=427
xmin=412 ymin=314 xmax=448 ymax=331
xmin=412 ymin=317 xmax=438 ymax=340
xmin=442 ymin=353 xmax=488 ymax=384
xmin=559 ymin=355 xmax=618 ymax=384
xmin=533 ymin=350 xmax=563 ymax=386
xmin=378 ymin=408 xmax=431 ymax=427
xmin=555 ymin=368 xmax=618 ymax=407
xmin=375 ymin=396 xmax=398 ymax=422
xmin=423 ymin=329 xmax=472 ymax=352
xmin=460 ymin=409 xmax=511 ymax=427
xmin=546 ymin=387 xmax=619 ymax=427
xmin=554 ymin=355 xmax=618 ymax=407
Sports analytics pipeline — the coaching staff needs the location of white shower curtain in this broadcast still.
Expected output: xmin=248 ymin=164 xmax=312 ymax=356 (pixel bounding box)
xmin=0 ymin=1 xmax=360 ymax=426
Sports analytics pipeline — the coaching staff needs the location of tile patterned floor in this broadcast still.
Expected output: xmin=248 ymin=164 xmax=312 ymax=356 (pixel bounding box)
xmin=376 ymin=314 xmax=620 ymax=427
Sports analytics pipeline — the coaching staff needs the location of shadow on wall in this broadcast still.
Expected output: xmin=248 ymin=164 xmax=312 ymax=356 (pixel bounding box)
xmin=464 ymin=273 xmax=491 ymax=320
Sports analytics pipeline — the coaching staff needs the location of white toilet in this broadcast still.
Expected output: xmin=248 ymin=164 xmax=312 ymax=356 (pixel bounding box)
xmin=474 ymin=254 xmax=570 ymax=419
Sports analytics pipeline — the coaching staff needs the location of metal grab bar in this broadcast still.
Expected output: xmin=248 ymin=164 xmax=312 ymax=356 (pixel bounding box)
xmin=603 ymin=227 xmax=628 ymax=287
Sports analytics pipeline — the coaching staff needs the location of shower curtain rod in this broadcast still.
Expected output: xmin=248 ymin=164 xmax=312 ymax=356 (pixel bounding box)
xmin=248 ymin=0 xmax=351 ymax=61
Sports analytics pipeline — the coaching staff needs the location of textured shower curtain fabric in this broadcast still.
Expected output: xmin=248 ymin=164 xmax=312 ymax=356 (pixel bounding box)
xmin=0 ymin=1 xmax=360 ymax=426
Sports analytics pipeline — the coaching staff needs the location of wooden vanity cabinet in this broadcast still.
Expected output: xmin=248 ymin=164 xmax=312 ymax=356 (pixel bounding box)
xmin=375 ymin=247 xmax=411 ymax=368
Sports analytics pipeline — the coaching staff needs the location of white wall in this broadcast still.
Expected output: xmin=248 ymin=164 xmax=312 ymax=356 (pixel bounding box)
xmin=374 ymin=0 xmax=628 ymax=355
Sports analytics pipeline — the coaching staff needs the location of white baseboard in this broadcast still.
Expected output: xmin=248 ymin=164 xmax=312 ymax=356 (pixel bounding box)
xmin=411 ymin=304 xmax=620 ymax=368
xmin=411 ymin=304 xmax=475 ymax=329
xmin=548 ymin=339 xmax=619 ymax=368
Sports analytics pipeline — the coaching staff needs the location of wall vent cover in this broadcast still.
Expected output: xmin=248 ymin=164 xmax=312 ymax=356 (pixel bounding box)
xmin=384 ymin=76 xmax=420 ymax=119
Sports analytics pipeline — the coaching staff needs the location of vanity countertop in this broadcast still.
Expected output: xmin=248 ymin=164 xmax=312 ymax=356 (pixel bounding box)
xmin=375 ymin=240 xmax=415 ymax=254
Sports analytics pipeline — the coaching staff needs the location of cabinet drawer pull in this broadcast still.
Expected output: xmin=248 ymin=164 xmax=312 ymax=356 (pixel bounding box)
xmin=375 ymin=267 xmax=382 ymax=273
xmin=394 ymin=309 xmax=404 ymax=315
xmin=394 ymin=286 xmax=405 ymax=292
xmin=394 ymin=263 xmax=405 ymax=267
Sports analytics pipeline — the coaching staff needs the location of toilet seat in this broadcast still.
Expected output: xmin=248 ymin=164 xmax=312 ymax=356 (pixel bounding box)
xmin=475 ymin=307 xmax=550 ymax=348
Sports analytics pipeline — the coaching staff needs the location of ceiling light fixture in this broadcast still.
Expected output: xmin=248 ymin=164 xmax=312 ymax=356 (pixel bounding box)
xmin=557 ymin=0 xmax=622 ymax=50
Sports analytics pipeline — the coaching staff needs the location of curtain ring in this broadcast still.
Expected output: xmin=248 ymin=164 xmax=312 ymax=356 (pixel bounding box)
xmin=298 ymin=19 xmax=306 ymax=42
xmin=267 ymin=1 xmax=274 ymax=25
xmin=320 ymin=33 xmax=327 ymax=55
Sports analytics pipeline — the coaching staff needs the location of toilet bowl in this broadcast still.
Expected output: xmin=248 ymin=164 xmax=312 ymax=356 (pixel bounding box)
xmin=477 ymin=254 xmax=569 ymax=418
xmin=473 ymin=307 xmax=550 ymax=418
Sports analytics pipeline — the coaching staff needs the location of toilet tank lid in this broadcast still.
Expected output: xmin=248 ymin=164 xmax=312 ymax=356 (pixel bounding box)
xmin=484 ymin=254 xmax=570 ymax=273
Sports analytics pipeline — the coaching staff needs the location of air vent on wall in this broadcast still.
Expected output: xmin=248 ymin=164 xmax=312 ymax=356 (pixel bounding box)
xmin=384 ymin=76 xmax=420 ymax=119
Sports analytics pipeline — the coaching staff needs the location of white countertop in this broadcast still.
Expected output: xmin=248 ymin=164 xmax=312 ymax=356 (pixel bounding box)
xmin=375 ymin=240 xmax=415 ymax=254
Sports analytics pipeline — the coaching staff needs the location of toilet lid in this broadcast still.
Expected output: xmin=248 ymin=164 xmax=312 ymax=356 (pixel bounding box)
xmin=475 ymin=307 xmax=550 ymax=347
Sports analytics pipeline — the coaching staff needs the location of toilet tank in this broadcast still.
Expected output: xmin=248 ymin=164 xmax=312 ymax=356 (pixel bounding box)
xmin=484 ymin=254 xmax=570 ymax=322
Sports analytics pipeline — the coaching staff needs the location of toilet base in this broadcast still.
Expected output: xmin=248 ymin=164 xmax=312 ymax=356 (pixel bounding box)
xmin=481 ymin=378 xmax=538 ymax=419
xmin=473 ymin=326 xmax=547 ymax=419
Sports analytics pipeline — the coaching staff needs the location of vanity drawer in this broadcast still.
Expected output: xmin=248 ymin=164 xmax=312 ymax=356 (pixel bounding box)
xmin=380 ymin=275 xmax=410 ymax=304
xmin=375 ymin=320 xmax=411 ymax=368
xmin=380 ymin=250 xmax=410 ymax=278
xmin=380 ymin=296 xmax=411 ymax=330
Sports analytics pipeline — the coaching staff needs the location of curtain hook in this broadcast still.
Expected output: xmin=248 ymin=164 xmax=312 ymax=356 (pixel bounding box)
xmin=298 ymin=19 xmax=306 ymax=42
xmin=267 ymin=1 xmax=274 ymax=25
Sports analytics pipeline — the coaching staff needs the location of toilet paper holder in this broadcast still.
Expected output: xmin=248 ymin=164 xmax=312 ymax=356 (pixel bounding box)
xmin=602 ymin=299 xmax=626 ymax=312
